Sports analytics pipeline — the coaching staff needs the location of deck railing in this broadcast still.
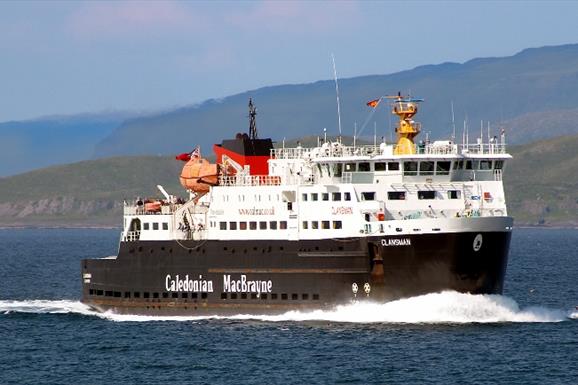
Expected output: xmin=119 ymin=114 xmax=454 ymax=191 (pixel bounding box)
xmin=271 ymin=142 xmax=507 ymax=160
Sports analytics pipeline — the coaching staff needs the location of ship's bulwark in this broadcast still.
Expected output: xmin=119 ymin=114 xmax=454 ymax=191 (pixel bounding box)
xmin=81 ymin=229 xmax=511 ymax=316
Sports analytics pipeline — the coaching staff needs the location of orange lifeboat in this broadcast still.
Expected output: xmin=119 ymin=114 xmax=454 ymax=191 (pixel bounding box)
xmin=144 ymin=200 xmax=162 ymax=212
xmin=179 ymin=157 xmax=219 ymax=194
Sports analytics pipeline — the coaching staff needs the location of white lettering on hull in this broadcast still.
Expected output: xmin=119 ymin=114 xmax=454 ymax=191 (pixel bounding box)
xmin=238 ymin=207 xmax=275 ymax=215
xmin=165 ymin=274 xmax=214 ymax=292
xmin=331 ymin=206 xmax=353 ymax=215
xmin=381 ymin=238 xmax=411 ymax=247
xmin=223 ymin=274 xmax=273 ymax=294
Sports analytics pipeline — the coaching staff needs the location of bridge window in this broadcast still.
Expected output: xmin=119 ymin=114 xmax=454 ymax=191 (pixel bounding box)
xmin=388 ymin=162 xmax=400 ymax=171
xmin=388 ymin=191 xmax=406 ymax=200
xmin=333 ymin=163 xmax=343 ymax=177
xmin=332 ymin=192 xmax=341 ymax=201
xmin=404 ymin=161 xmax=418 ymax=176
xmin=418 ymin=191 xmax=436 ymax=200
xmin=345 ymin=163 xmax=356 ymax=172
xmin=480 ymin=160 xmax=492 ymax=170
xmin=436 ymin=161 xmax=451 ymax=175
xmin=419 ymin=161 xmax=434 ymax=175
xmin=466 ymin=160 xmax=480 ymax=170
xmin=494 ymin=160 xmax=504 ymax=169
xmin=374 ymin=162 xmax=386 ymax=171
xmin=358 ymin=162 xmax=371 ymax=172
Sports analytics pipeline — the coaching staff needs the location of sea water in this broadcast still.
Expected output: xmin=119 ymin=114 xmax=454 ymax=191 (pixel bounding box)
xmin=0 ymin=228 xmax=577 ymax=384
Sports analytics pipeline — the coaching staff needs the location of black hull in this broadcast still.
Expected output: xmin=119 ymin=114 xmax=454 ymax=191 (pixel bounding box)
xmin=81 ymin=226 xmax=511 ymax=315
xmin=81 ymin=228 xmax=512 ymax=316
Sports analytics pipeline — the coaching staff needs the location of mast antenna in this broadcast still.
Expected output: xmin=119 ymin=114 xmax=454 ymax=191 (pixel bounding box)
xmin=451 ymin=101 xmax=456 ymax=142
xmin=248 ymin=98 xmax=258 ymax=140
xmin=331 ymin=53 xmax=342 ymax=140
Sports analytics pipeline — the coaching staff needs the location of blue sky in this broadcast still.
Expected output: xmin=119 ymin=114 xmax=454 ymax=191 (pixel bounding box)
xmin=1 ymin=0 xmax=577 ymax=122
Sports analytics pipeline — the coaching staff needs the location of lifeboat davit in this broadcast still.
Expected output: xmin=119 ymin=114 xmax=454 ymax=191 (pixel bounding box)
xmin=179 ymin=157 xmax=219 ymax=194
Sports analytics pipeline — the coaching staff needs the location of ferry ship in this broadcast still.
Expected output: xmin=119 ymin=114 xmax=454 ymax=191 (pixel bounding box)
xmin=81 ymin=96 xmax=513 ymax=315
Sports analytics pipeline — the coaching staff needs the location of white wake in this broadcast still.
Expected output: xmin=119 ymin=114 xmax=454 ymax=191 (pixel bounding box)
xmin=0 ymin=299 xmax=96 ymax=316
xmin=0 ymin=292 xmax=574 ymax=324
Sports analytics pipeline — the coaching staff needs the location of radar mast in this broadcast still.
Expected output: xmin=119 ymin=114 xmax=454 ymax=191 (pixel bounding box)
xmin=248 ymin=98 xmax=258 ymax=140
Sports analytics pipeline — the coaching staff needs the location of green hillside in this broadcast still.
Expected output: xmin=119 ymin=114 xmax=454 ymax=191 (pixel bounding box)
xmin=505 ymin=135 xmax=578 ymax=226
xmin=0 ymin=156 xmax=184 ymax=226
xmin=0 ymin=135 xmax=576 ymax=227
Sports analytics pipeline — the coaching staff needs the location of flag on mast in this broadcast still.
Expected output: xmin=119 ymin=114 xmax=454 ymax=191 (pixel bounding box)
xmin=366 ymin=98 xmax=380 ymax=108
xmin=175 ymin=146 xmax=200 ymax=161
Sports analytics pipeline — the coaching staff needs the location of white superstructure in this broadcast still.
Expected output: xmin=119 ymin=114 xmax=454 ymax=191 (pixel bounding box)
xmin=120 ymin=95 xmax=512 ymax=244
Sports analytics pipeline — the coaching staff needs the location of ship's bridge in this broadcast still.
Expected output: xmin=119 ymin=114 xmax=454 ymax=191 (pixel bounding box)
xmin=268 ymin=140 xmax=511 ymax=186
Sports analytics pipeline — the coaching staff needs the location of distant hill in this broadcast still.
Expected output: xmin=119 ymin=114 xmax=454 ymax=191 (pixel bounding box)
xmin=94 ymin=44 xmax=578 ymax=158
xmin=4 ymin=43 xmax=578 ymax=178
xmin=0 ymin=113 xmax=130 ymax=177
xmin=0 ymin=134 xmax=576 ymax=227
xmin=504 ymin=135 xmax=578 ymax=226
xmin=0 ymin=156 xmax=183 ymax=227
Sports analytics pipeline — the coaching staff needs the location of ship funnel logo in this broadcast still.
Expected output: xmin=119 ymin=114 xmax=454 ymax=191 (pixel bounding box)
xmin=473 ymin=234 xmax=483 ymax=252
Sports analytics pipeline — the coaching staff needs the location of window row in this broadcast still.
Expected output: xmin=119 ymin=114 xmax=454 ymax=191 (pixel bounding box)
xmin=219 ymin=221 xmax=288 ymax=231
xmin=143 ymin=222 xmax=169 ymax=231
xmin=342 ymin=161 xmax=400 ymax=173
xmin=454 ymin=159 xmax=504 ymax=171
xmin=89 ymin=289 xmax=208 ymax=299
xmin=302 ymin=220 xmax=342 ymax=230
xmin=403 ymin=161 xmax=451 ymax=176
xmin=89 ymin=288 xmax=320 ymax=302
xmin=221 ymin=194 xmax=281 ymax=203
xmin=302 ymin=192 xmax=351 ymax=202
xmin=221 ymin=292 xmax=320 ymax=301
xmin=388 ymin=190 xmax=462 ymax=200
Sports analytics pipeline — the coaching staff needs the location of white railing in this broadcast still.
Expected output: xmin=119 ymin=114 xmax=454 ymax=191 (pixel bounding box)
xmin=271 ymin=142 xmax=507 ymax=160
xmin=272 ymin=144 xmax=382 ymax=159
xmin=219 ymin=175 xmax=282 ymax=187
xmin=494 ymin=169 xmax=503 ymax=181
xmin=458 ymin=143 xmax=507 ymax=155
xmin=123 ymin=202 xmax=182 ymax=216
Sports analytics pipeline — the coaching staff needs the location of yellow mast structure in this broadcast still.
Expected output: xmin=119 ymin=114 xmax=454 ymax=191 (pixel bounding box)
xmin=388 ymin=94 xmax=423 ymax=155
